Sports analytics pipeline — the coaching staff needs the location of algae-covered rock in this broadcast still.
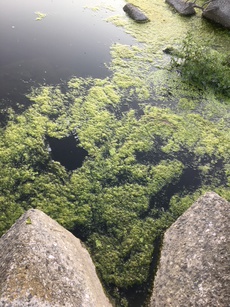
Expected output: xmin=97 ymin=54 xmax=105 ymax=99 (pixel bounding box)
xmin=166 ymin=0 xmax=196 ymax=16
xmin=150 ymin=192 xmax=230 ymax=307
xmin=202 ymin=0 xmax=230 ymax=29
xmin=0 ymin=209 xmax=112 ymax=307
xmin=123 ymin=3 xmax=150 ymax=23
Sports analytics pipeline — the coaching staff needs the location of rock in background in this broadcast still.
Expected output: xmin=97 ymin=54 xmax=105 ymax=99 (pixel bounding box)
xmin=150 ymin=192 xmax=230 ymax=307
xmin=203 ymin=0 xmax=230 ymax=29
xmin=123 ymin=3 xmax=150 ymax=23
xmin=0 ymin=209 xmax=112 ymax=307
xmin=165 ymin=0 xmax=196 ymax=16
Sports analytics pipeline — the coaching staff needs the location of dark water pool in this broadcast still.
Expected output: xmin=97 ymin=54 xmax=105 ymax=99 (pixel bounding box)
xmin=0 ymin=0 xmax=136 ymax=108
xmin=47 ymin=135 xmax=88 ymax=171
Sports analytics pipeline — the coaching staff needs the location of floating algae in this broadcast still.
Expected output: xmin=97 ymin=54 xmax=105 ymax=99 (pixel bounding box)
xmin=1 ymin=74 xmax=230 ymax=305
xmin=1 ymin=0 xmax=230 ymax=306
xmin=35 ymin=11 xmax=47 ymax=21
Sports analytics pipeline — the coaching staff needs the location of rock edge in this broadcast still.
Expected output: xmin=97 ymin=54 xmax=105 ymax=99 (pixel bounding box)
xmin=0 ymin=209 xmax=112 ymax=307
xmin=150 ymin=192 xmax=230 ymax=307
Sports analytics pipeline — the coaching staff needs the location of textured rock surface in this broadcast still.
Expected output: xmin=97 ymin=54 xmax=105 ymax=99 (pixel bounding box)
xmin=203 ymin=0 xmax=230 ymax=29
xmin=165 ymin=0 xmax=196 ymax=16
xmin=123 ymin=3 xmax=150 ymax=23
xmin=150 ymin=192 xmax=230 ymax=307
xmin=0 ymin=209 xmax=112 ymax=307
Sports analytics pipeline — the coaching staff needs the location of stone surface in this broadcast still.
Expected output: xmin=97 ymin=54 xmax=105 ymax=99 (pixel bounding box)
xmin=202 ymin=0 xmax=230 ymax=29
xmin=165 ymin=0 xmax=196 ymax=16
xmin=150 ymin=192 xmax=230 ymax=307
xmin=123 ymin=3 xmax=150 ymax=23
xmin=0 ymin=209 xmax=112 ymax=307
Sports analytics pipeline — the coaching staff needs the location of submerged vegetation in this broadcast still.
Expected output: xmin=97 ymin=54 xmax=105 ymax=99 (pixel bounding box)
xmin=171 ymin=31 xmax=230 ymax=97
xmin=1 ymin=75 xmax=230 ymax=305
xmin=1 ymin=0 xmax=230 ymax=306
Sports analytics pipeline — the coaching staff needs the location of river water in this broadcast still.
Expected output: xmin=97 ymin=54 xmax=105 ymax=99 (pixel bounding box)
xmin=0 ymin=0 xmax=136 ymax=108
xmin=1 ymin=1 xmax=230 ymax=306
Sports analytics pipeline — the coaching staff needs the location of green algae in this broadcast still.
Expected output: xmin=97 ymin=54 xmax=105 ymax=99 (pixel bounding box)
xmin=1 ymin=0 xmax=230 ymax=306
xmin=85 ymin=6 xmax=101 ymax=12
xmin=171 ymin=31 xmax=230 ymax=97
xmin=85 ymin=4 xmax=116 ymax=13
xmin=1 ymin=76 xmax=230 ymax=304
xmin=35 ymin=11 xmax=46 ymax=21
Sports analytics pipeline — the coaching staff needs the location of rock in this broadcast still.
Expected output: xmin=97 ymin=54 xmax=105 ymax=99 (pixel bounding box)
xmin=165 ymin=0 xmax=196 ymax=16
xmin=150 ymin=192 xmax=230 ymax=307
xmin=0 ymin=209 xmax=112 ymax=307
xmin=123 ymin=3 xmax=150 ymax=23
xmin=202 ymin=0 xmax=230 ymax=29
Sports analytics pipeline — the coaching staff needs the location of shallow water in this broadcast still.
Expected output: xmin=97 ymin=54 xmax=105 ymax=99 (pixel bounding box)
xmin=0 ymin=0 xmax=136 ymax=106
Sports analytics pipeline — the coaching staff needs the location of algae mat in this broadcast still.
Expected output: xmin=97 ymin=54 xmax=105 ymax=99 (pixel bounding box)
xmin=0 ymin=0 xmax=230 ymax=306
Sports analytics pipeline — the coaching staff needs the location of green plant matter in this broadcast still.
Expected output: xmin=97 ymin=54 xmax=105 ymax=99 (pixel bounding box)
xmin=35 ymin=11 xmax=46 ymax=21
xmin=0 ymin=75 xmax=230 ymax=306
xmin=1 ymin=0 xmax=230 ymax=305
xmin=171 ymin=32 xmax=230 ymax=97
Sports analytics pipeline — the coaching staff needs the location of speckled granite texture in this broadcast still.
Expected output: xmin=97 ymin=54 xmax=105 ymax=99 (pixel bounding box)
xmin=0 ymin=209 xmax=112 ymax=307
xmin=150 ymin=192 xmax=230 ymax=307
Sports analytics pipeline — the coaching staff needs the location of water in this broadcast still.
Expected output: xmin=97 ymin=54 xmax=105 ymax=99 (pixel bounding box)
xmin=1 ymin=2 xmax=230 ymax=306
xmin=47 ymin=135 xmax=88 ymax=170
xmin=0 ymin=0 xmax=136 ymax=108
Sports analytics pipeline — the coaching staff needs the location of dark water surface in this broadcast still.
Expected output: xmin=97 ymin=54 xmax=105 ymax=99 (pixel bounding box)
xmin=0 ymin=0 xmax=136 ymax=107
xmin=47 ymin=135 xmax=88 ymax=170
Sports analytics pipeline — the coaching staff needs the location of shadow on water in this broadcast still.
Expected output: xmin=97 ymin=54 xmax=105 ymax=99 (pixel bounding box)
xmin=149 ymin=167 xmax=202 ymax=212
xmin=136 ymin=145 xmax=227 ymax=214
xmin=119 ymin=236 xmax=162 ymax=307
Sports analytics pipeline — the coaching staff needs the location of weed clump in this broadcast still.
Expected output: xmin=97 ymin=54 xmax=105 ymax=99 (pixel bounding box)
xmin=171 ymin=32 xmax=230 ymax=97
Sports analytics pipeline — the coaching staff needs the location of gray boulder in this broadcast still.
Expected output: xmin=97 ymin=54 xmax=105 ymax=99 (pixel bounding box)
xmin=123 ymin=3 xmax=150 ymax=23
xmin=0 ymin=209 xmax=112 ymax=307
xmin=150 ymin=192 xmax=230 ymax=307
xmin=165 ymin=0 xmax=196 ymax=16
xmin=202 ymin=0 xmax=230 ymax=29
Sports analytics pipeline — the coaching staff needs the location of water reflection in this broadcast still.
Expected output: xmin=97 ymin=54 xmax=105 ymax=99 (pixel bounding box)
xmin=0 ymin=0 xmax=136 ymax=106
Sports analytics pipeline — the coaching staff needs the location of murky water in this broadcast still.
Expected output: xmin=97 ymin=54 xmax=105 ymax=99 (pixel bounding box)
xmin=0 ymin=0 xmax=136 ymax=107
